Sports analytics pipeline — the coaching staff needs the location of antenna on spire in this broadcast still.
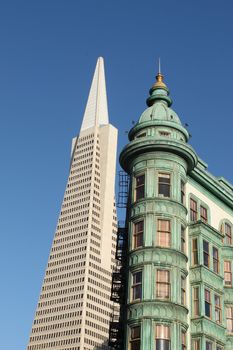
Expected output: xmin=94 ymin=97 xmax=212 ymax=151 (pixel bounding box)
xmin=158 ymin=57 xmax=161 ymax=74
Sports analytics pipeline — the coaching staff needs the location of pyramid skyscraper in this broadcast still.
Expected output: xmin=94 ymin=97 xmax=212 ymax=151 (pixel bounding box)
xmin=27 ymin=57 xmax=118 ymax=350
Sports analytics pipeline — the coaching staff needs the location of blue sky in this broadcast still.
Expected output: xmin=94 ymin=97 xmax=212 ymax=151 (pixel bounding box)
xmin=1 ymin=1 xmax=233 ymax=349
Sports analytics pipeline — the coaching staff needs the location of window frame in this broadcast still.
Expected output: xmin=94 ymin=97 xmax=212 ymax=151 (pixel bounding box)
xmin=181 ymin=180 xmax=185 ymax=205
xmin=212 ymin=246 xmax=219 ymax=274
xmin=200 ymin=205 xmax=208 ymax=223
xmin=156 ymin=269 xmax=170 ymax=300
xmin=203 ymin=240 xmax=210 ymax=268
xmin=204 ymin=288 xmax=211 ymax=319
xmin=214 ymin=294 xmax=221 ymax=324
xmin=226 ymin=306 xmax=233 ymax=333
xmin=181 ymin=226 xmax=186 ymax=253
xmin=134 ymin=174 xmax=145 ymax=201
xmin=133 ymin=220 xmax=144 ymax=249
xmin=131 ymin=271 xmax=142 ymax=301
xmin=156 ymin=219 xmax=171 ymax=248
xmin=192 ymin=238 xmax=199 ymax=266
xmin=190 ymin=198 xmax=198 ymax=222
xmin=193 ymin=286 xmax=199 ymax=317
xmin=158 ymin=172 xmax=171 ymax=198
xmin=224 ymin=260 xmax=232 ymax=287
xmin=155 ymin=324 xmax=170 ymax=350
xmin=181 ymin=276 xmax=186 ymax=306
xmin=130 ymin=325 xmax=141 ymax=350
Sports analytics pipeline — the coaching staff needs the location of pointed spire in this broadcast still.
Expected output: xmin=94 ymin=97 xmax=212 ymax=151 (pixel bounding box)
xmin=80 ymin=57 xmax=109 ymax=132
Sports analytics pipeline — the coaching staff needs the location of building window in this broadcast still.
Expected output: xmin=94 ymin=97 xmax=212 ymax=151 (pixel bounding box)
xmin=181 ymin=331 xmax=186 ymax=350
xmin=206 ymin=341 xmax=212 ymax=350
xmin=224 ymin=261 xmax=232 ymax=286
xmin=192 ymin=339 xmax=200 ymax=350
xmin=158 ymin=173 xmax=171 ymax=198
xmin=203 ymin=240 xmax=209 ymax=268
xmin=181 ymin=226 xmax=185 ymax=253
xmin=190 ymin=198 xmax=198 ymax=221
xmin=130 ymin=326 xmax=140 ymax=350
xmin=193 ymin=287 xmax=199 ymax=317
xmin=155 ymin=324 xmax=170 ymax=350
xmin=133 ymin=221 xmax=143 ymax=249
xmin=205 ymin=289 xmax=211 ymax=318
xmin=132 ymin=271 xmax=142 ymax=300
xmin=216 ymin=346 xmax=223 ymax=350
xmin=213 ymin=247 xmax=219 ymax=273
xmin=225 ymin=223 xmax=232 ymax=245
xmin=192 ymin=238 xmax=198 ymax=265
xmin=181 ymin=276 xmax=186 ymax=306
xmin=181 ymin=180 xmax=185 ymax=204
xmin=200 ymin=206 xmax=208 ymax=223
xmin=157 ymin=219 xmax=171 ymax=247
xmin=135 ymin=174 xmax=145 ymax=201
xmin=156 ymin=270 xmax=170 ymax=300
xmin=226 ymin=306 xmax=233 ymax=333
xmin=214 ymin=294 xmax=221 ymax=323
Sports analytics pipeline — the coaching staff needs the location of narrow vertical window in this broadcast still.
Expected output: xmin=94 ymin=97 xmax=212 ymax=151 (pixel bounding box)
xmin=213 ymin=247 xmax=219 ymax=273
xmin=226 ymin=307 xmax=233 ymax=333
xmin=225 ymin=223 xmax=232 ymax=245
xmin=181 ymin=226 xmax=186 ymax=253
xmin=181 ymin=180 xmax=185 ymax=204
xmin=155 ymin=325 xmax=170 ymax=350
xmin=158 ymin=173 xmax=171 ymax=197
xmin=157 ymin=219 xmax=171 ymax=247
xmin=192 ymin=339 xmax=200 ymax=350
xmin=200 ymin=206 xmax=208 ymax=223
xmin=193 ymin=287 xmax=199 ymax=317
xmin=135 ymin=174 xmax=145 ymax=201
xmin=205 ymin=289 xmax=211 ymax=318
xmin=133 ymin=221 xmax=143 ymax=249
xmin=224 ymin=261 xmax=232 ymax=286
xmin=190 ymin=198 xmax=198 ymax=221
xmin=130 ymin=326 xmax=141 ymax=350
xmin=192 ymin=238 xmax=198 ymax=265
xmin=214 ymin=295 xmax=221 ymax=323
xmin=203 ymin=240 xmax=209 ymax=268
xmin=156 ymin=270 xmax=170 ymax=299
xmin=181 ymin=331 xmax=186 ymax=350
xmin=181 ymin=276 xmax=186 ymax=306
xmin=132 ymin=271 xmax=142 ymax=300
xmin=206 ymin=341 xmax=212 ymax=350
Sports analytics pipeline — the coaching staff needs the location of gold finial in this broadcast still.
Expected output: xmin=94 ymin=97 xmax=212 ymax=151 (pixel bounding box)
xmin=151 ymin=58 xmax=167 ymax=90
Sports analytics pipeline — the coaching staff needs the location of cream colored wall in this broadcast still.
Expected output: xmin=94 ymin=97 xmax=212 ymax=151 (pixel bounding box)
xmin=186 ymin=178 xmax=233 ymax=228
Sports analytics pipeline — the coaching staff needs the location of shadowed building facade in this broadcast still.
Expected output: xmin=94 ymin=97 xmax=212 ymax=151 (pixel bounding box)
xmin=27 ymin=58 xmax=118 ymax=350
xmin=119 ymin=71 xmax=233 ymax=350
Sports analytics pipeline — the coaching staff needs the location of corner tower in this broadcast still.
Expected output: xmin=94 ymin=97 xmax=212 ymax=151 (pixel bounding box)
xmin=120 ymin=70 xmax=197 ymax=349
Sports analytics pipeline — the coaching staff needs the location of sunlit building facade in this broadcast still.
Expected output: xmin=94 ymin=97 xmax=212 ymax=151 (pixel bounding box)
xmin=27 ymin=57 xmax=118 ymax=350
xmin=119 ymin=71 xmax=233 ymax=350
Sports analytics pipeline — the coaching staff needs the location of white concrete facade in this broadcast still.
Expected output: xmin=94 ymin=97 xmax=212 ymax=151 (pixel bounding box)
xmin=27 ymin=58 xmax=118 ymax=350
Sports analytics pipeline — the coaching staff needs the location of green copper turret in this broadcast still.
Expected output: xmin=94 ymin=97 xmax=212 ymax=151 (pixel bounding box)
xmin=120 ymin=71 xmax=197 ymax=350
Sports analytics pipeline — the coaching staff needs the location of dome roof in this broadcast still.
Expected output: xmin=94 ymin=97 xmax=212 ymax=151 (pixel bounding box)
xmin=139 ymin=101 xmax=181 ymax=125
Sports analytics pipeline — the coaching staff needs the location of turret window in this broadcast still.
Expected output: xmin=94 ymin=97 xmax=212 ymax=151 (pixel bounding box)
xmin=200 ymin=206 xmax=208 ymax=223
xmin=203 ymin=240 xmax=210 ymax=268
xmin=158 ymin=173 xmax=171 ymax=198
xmin=192 ymin=238 xmax=199 ymax=265
xmin=205 ymin=289 xmax=211 ymax=318
xmin=155 ymin=324 xmax=170 ymax=350
xmin=181 ymin=180 xmax=185 ymax=204
xmin=213 ymin=247 xmax=219 ymax=273
xmin=225 ymin=223 xmax=232 ymax=245
xmin=135 ymin=174 xmax=145 ymax=201
xmin=156 ymin=270 xmax=170 ymax=300
xmin=214 ymin=294 xmax=221 ymax=323
xmin=181 ymin=331 xmax=187 ymax=350
xmin=156 ymin=219 xmax=171 ymax=247
xmin=133 ymin=221 xmax=143 ymax=249
xmin=190 ymin=199 xmax=198 ymax=221
xmin=130 ymin=326 xmax=141 ymax=350
xmin=181 ymin=226 xmax=186 ymax=253
xmin=193 ymin=286 xmax=199 ymax=317
xmin=181 ymin=276 xmax=186 ymax=305
xmin=224 ymin=261 xmax=232 ymax=286
xmin=226 ymin=306 xmax=233 ymax=333
xmin=132 ymin=271 xmax=142 ymax=300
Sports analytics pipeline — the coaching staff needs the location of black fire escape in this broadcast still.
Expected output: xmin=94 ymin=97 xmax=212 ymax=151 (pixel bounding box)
xmin=109 ymin=172 xmax=129 ymax=350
